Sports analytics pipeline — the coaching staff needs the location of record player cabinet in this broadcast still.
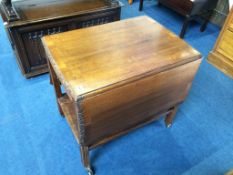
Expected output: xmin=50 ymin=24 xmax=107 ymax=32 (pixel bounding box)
xmin=0 ymin=0 xmax=122 ymax=78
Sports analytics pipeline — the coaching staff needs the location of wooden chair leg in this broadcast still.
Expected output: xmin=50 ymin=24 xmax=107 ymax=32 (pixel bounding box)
xmin=80 ymin=146 xmax=94 ymax=175
xmin=200 ymin=11 xmax=212 ymax=32
xmin=139 ymin=0 xmax=143 ymax=11
xmin=157 ymin=1 xmax=161 ymax=6
xmin=165 ymin=106 xmax=178 ymax=128
xmin=180 ymin=16 xmax=190 ymax=38
xmin=49 ymin=74 xmax=53 ymax=85
xmin=48 ymin=61 xmax=64 ymax=116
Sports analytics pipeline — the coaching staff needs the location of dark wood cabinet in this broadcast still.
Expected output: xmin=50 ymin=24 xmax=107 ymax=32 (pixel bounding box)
xmin=0 ymin=0 xmax=122 ymax=78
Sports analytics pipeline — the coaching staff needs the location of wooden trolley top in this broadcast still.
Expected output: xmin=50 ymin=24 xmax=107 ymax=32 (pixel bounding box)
xmin=42 ymin=16 xmax=201 ymax=100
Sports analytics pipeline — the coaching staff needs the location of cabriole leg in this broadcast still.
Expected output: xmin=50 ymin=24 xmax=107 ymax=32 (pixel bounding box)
xmin=165 ymin=106 xmax=178 ymax=128
xmin=80 ymin=145 xmax=94 ymax=175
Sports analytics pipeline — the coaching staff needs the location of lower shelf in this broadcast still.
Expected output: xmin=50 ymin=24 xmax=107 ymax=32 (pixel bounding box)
xmin=58 ymin=95 xmax=175 ymax=149
xmin=58 ymin=95 xmax=80 ymax=143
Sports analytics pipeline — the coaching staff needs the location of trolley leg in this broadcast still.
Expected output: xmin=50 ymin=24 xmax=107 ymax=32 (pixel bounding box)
xmin=80 ymin=145 xmax=94 ymax=175
xmin=165 ymin=106 xmax=178 ymax=128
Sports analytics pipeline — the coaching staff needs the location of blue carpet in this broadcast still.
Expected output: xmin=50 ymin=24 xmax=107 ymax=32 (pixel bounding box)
xmin=0 ymin=0 xmax=233 ymax=175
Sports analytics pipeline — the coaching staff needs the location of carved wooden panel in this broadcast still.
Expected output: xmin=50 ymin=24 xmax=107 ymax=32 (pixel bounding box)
xmin=6 ymin=9 xmax=121 ymax=77
xmin=0 ymin=0 xmax=122 ymax=78
xmin=21 ymin=25 xmax=69 ymax=68
xmin=80 ymin=16 xmax=112 ymax=28
xmin=19 ymin=14 xmax=116 ymax=70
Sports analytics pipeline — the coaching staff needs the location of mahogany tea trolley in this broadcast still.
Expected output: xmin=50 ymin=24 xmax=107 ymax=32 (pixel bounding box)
xmin=42 ymin=16 xmax=202 ymax=175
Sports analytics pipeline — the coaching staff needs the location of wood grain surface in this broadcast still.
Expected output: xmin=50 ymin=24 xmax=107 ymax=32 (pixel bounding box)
xmin=42 ymin=16 xmax=201 ymax=101
xmin=81 ymin=59 xmax=201 ymax=146
xmin=13 ymin=0 xmax=118 ymax=22
xmin=44 ymin=16 xmax=202 ymax=173
xmin=208 ymin=7 xmax=233 ymax=78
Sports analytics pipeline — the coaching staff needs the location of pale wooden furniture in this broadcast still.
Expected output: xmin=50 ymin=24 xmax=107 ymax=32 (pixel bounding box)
xmin=208 ymin=6 xmax=233 ymax=78
xmin=226 ymin=169 xmax=233 ymax=175
xmin=42 ymin=16 xmax=202 ymax=175
xmin=210 ymin=0 xmax=229 ymax=27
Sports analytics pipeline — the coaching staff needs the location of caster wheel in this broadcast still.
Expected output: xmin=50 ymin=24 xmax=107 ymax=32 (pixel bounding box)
xmin=86 ymin=167 xmax=94 ymax=175
xmin=166 ymin=123 xmax=172 ymax=128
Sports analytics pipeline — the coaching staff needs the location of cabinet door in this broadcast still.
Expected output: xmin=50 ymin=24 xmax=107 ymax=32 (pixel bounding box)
xmin=10 ymin=8 xmax=120 ymax=77
xmin=19 ymin=11 xmax=119 ymax=71
xmin=20 ymin=25 xmax=70 ymax=70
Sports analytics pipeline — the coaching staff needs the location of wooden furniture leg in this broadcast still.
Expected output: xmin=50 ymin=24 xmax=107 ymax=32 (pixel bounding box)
xmin=139 ymin=0 xmax=144 ymax=11
xmin=165 ymin=106 xmax=178 ymax=128
xmin=48 ymin=61 xmax=64 ymax=116
xmin=49 ymin=74 xmax=53 ymax=85
xmin=200 ymin=11 xmax=212 ymax=32
xmin=180 ymin=16 xmax=191 ymax=38
xmin=80 ymin=146 xmax=94 ymax=175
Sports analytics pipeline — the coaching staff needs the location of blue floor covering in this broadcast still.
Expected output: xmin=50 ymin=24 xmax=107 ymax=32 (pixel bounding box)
xmin=0 ymin=0 xmax=233 ymax=175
